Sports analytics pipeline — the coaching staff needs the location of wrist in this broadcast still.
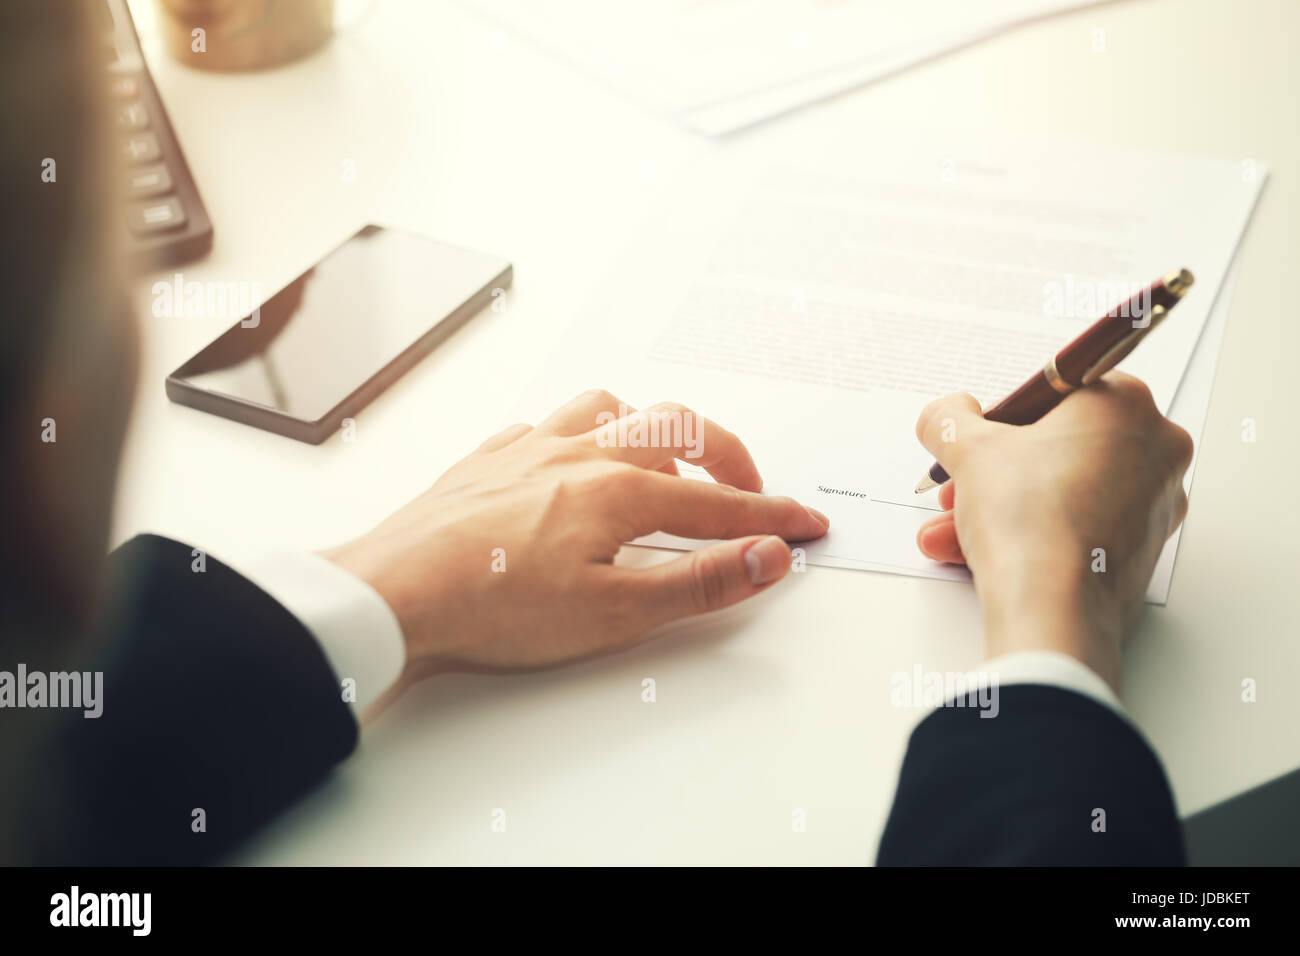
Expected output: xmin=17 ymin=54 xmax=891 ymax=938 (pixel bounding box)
xmin=320 ymin=542 xmax=421 ymax=668
xmin=975 ymin=551 xmax=1124 ymax=692
xmin=322 ymin=530 xmax=473 ymax=677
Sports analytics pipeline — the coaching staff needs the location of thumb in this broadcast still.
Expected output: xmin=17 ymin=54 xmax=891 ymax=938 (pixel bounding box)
xmin=634 ymin=535 xmax=792 ymax=627
xmin=915 ymin=392 xmax=988 ymax=477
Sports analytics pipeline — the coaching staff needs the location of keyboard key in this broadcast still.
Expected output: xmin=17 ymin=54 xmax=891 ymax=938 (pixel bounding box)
xmin=110 ymin=75 xmax=139 ymax=99
xmin=128 ymin=197 xmax=187 ymax=234
xmin=125 ymin=164 xmax=173 ymax=199
xmin=121 ymin=132 xmax=160 ymax=164
xmin=116 ymin=101 xmax=149 ymax=131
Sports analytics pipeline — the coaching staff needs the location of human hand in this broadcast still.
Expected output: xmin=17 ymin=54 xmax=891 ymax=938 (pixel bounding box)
xmin=913 ymin=372 xmax=1193 ymax=690
xmin=325 ymin=390 xmax=829 ymax=674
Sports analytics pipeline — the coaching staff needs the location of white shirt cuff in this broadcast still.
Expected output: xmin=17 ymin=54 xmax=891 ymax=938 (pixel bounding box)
xmin=218 ymin=549 xmax=406 ymax=714
xmin=963 ymin=650 xmax=1124 ymax=717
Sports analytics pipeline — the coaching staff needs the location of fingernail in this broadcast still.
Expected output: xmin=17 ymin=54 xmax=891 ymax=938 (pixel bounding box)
xmin=805 ymin=506 xmax=829 ymax=527
xmin=745 ymin=535 xmax=789 ymax=586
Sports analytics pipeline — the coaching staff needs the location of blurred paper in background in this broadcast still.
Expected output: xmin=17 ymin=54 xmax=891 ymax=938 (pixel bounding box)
xmin=459 ymin=0 xmax=1102 ymax=134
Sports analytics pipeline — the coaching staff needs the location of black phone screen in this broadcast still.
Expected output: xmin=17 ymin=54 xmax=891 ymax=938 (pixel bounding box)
xmin=168 ymin=225 xmax=510 ymax=435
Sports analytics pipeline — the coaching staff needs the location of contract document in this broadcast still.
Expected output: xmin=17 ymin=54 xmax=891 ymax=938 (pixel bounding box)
xmin=514 ymin=132 xmax=1265 ymax=604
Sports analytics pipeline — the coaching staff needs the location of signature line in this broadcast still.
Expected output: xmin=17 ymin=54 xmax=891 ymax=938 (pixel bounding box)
xmin=870 ymin=498 xmax=942 ymax=513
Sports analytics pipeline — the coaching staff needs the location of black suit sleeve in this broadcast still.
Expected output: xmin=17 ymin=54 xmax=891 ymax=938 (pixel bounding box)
xmin=876 ymin=684 xmax=1184 ymax=865
xmin=17 ymin=534 xmax=358 ymax=865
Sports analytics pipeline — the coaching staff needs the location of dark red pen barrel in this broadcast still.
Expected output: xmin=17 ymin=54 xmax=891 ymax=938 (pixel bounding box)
xmin=1055 ymin=280 xmax=1179 ymax=386
xmin=926 ymin=372 xmax=1062 ymax=486
xmin=922 ymin=272 xmax=1190 ymax=490
xmin=983 ymin=370 xmax=1066 ymax=425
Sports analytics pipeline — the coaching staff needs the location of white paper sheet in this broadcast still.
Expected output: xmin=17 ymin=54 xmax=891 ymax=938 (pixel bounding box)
xmin=459 ymin=0 xmax=1100 ymax=135
xmin=512 ymin=132 xmax=1265 ymax=604
xmin=1144 ymin=264 xmax=1236 ymax=604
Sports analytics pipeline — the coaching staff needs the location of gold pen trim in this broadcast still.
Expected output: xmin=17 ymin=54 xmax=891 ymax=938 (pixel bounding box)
xmin=1165 ymin=268 xmax=1195 ymax=297
xmin=1044 ymin=356 xmax=1076 ymax=395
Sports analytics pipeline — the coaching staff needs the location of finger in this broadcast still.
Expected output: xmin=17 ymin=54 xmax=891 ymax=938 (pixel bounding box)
xmin=1073 ymin=372 xmax=1166 ymax=425
xmin=619 ymin=470 xmax=828 ymax=542
xmin=627 ymin=534 xmax=794 ymax=627
xmin=916 ymin=512 xmax=966 ymax=565
xmin=588 ymin=402 xmax=764 ymax=492
xmin=534 ymin=389 xmax=630 ymax=437
xmin=914 ymin=393 xmax=991 ymax=477
xmin=533 ymin=391 xmax=678 ymax=474
xmin=474 ymin=422 xmax=533 ymax=454
xmin=1096 ymin=370 xmax=1156 ymax=407
xmin=938 ymin=480 xmax=957 ymax=512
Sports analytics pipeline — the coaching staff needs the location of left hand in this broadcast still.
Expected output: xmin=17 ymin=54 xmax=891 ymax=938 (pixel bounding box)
xmin=325 ymin=390 xmax=829 ymax=674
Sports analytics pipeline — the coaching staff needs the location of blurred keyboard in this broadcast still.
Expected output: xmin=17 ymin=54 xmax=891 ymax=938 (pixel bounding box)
xmin=102 ymin=0 xmax=213 ymax=270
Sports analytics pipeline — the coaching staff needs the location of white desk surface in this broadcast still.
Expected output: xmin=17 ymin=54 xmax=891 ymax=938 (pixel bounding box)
xmin=117 ymin=0 xmax=1298 ymax=864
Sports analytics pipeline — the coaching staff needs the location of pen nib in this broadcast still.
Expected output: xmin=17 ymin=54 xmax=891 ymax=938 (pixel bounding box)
xmin=914 ymin=475 xmax=939 ymax=495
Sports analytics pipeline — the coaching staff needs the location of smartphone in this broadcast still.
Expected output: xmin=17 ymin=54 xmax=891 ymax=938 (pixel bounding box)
xmin=165 ymin=225 xmax=512 ymax=443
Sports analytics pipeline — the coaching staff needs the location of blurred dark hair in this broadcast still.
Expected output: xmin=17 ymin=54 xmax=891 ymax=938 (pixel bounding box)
xmin=0 ymin=2 xmax=125 ymax=641
xmin=0 ymin=2 xmax=101 ymax=418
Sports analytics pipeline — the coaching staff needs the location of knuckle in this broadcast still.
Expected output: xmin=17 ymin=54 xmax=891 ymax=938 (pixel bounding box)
xmin=544 ymin=435 xmax=591 ymax=464
xmin=1170 ymin=421 xmax=1196 ymax=460
xmin=607 ymin=463 xmax=648 ymax=495
xmin=916 ymin=397 xmax=944 ymax=441
xmin=582 ymin=462 xmax=645 ymax=503
xmin=1116 ymin=375 xmax=1156 ymax=408
xmin=918 ymin=393 xmax=974 ymax=444
xmin=716 ymin=483 xmax=752 ymax=528
xmin=1167 ymin=422 xmax=1195 ymax=465
xmin=579 ymin=388 xmax=619 ymax=408
xmin=645 ymin=400 xmax=692 ymax=417
xmin=686 ymin=483 xmax=746 ymax=539
xmin=770 ymin=494 xmax=802 ymax=522
xmin=686 ymin=549 xmax=729 ymax=612
xmin=642 ymin=402 xmax=699 ymax=447
xmin=601 ymin=570 xmax=645 ymax=624
xmin=498 ymin=422 xmax=532 ymax=444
